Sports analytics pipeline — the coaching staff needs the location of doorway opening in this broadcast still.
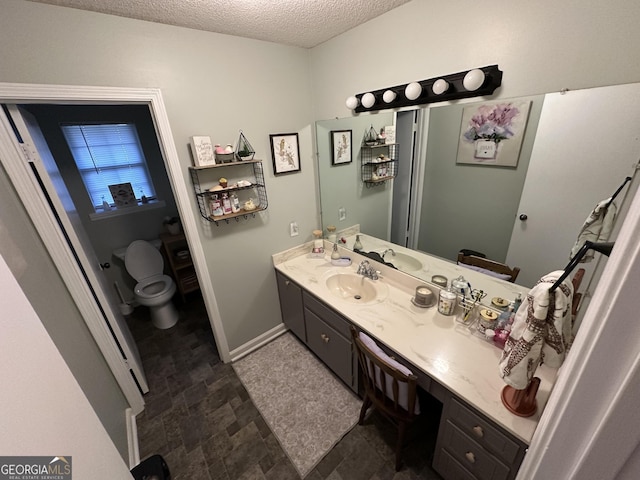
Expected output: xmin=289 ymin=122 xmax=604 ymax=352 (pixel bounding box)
xmin=0 ymin=84 xmax=229 ymax=420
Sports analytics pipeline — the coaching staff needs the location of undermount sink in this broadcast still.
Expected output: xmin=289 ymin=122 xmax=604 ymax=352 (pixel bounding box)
xmin=379 ymin=251 xmax=425 ymax=273
xmin=323 ymin=272 xmax=389 ymax=304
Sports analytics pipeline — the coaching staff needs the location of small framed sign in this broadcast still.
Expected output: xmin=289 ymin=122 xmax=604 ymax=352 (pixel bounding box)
xmin=190 ymin=135 xmax=215 ymax=166
xmin=108 ymin=182 xmax=137 ymax=208
xmin=331 ymin=130 xmax=352 ymax=165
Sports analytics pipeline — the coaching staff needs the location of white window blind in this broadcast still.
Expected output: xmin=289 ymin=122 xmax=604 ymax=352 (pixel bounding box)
xmin=61 ymin=123 xmax=156 ymax=209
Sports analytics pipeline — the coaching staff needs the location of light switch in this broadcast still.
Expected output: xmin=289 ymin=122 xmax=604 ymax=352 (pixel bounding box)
xmin=339 ymin=207 xmax=346 ymax=221
xmin=289 ymin=222 xmax=299 ymax=237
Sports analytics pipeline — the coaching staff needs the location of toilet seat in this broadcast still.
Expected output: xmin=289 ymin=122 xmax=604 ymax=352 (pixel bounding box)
xmin=125 ymin=240 xmax=164 ymax=282
xmin=125 ymin=240 xmax=178 ymax=329
xmin=134 ymin=274 xmax=176 ymax=300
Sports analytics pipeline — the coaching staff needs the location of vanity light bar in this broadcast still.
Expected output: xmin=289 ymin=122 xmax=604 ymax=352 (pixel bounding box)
xmin=349 ymin=65 xmax=503 ymax=113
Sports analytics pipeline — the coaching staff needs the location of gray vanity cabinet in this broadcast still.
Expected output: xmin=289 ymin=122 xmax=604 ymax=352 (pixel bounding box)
xmin=302 ymin=292 xmax=358 ymax=392
xmin=275 ymin=271 xmax=358 ymax=393
xmin=275 ymin=271 xmax=306 ymax=341
xmin=434 ymin=396 xmax=527 ymax=480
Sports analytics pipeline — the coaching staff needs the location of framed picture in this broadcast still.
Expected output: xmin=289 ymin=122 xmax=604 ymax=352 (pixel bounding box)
xmin=108 ymin=182 xmax=137 ymax=208
xmin=270 ymin=133 xmax=301 ymax=175
xmin=190 ymin=135 xmax=215 ymax=166
xmin=456 ymin=100 xmax=532 ymax=167
xmin=331 ymin=130 xmax=352 ymax=165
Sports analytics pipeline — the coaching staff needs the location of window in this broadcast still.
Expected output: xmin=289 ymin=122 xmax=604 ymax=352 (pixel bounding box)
xmin=61 ymin=123 xmax=156 ymax=211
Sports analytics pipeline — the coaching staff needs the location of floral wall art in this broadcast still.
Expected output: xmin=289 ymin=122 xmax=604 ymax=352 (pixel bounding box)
xmin=456 ymin=100 xmax=531 ymax=166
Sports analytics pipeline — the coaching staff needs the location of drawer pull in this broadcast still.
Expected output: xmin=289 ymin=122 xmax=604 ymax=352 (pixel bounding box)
xmin=320 ymin=333 xmax=330 ymax=343
xmin=472 ymin=425 xmax=484 ymax=438
xmin=465 ymin=451 xmax=476 ymax=464
xmin=285 ymin=280 xmax=290 ymax=286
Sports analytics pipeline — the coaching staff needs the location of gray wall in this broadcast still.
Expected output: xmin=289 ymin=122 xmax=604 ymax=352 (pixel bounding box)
xmin=0 ymin=0 xmax=317 ymax=354
xmin=0 ymin=163 xmax=131 ymax=461
xmin=417 ymin=95 xmax=544 ymax=262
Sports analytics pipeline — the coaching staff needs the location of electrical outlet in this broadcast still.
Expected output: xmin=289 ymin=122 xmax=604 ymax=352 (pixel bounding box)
xmin=338 ymin=207 xmax=346 ymax=221
xmin=289 ymin=221 xmax=299 ymax=237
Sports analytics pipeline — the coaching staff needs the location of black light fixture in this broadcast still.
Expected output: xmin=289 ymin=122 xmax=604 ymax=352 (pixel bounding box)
xmin=346 ymin=65 xmax=503 ymax=113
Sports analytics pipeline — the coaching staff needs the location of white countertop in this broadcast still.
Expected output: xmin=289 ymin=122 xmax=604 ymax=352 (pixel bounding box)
xmin=272 ymin=242 xmax=556 ymax=445
xmin=339 ymin=232 xmax=532 ymax=306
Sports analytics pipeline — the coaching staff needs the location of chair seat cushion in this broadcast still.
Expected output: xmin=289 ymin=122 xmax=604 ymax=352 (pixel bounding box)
xmin=458 ymin=263 xmax=512 ymax=281
xmin=359 ymin=332 xmax=420 ymax=414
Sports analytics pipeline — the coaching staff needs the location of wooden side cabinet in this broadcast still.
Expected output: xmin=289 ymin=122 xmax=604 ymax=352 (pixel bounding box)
xmin=160 ymin=232 xmax=199 ymax=301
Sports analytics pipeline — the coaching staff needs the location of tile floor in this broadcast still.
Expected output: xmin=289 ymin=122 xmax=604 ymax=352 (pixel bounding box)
xmin=130 ymin=293 xmax=444 ymax=480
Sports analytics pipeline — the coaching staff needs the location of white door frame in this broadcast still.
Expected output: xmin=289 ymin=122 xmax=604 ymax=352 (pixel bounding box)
xmin=0 ymin=82 xmax=229 ymax=411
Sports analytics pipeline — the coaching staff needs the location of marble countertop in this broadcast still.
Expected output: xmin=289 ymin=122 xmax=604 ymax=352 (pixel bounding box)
xmin=339 ymin=232 xmax=532 ymax=308
xmin=272 ymin=241 xmax=556 ymax=445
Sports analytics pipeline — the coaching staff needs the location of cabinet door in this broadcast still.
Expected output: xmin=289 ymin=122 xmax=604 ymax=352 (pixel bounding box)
xmin=275 ymin=271 xmax=306 ymax=342
xmin=305 ymin=308 xmax=354 ymax=391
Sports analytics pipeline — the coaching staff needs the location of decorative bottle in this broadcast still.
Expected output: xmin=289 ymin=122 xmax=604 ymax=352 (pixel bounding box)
xmin=221 ymin=193 xmax=232 ymax=214
xmin=230 ymin=193 xmax=240 ymax=213
xmin=326 ymin=225 xmax=337 ymax=244
xmin=209 ymin=194 xmax=223 ymax=217
xmin=311 ymin=230 xmax=324 ymax=257
xmin=101 ymin=195 xmax=111 ymax=212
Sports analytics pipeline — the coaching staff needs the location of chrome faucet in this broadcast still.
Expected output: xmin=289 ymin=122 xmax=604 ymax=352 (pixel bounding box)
xmin=357 ymin=260 xmax=378 ymax=280
xmin=382 ymin=248 xmax=396 ymax=260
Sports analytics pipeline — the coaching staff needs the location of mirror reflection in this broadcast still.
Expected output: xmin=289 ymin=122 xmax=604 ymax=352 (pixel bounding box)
xmin=317 ymin=83 xmax=640 ymax=307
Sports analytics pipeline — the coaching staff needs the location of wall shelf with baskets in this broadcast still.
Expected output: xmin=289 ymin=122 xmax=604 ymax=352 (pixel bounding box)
xmin=188 ymin=159 xmax=268 ymax=226
xmin=361 ymin=143 xmax=398 ymax=186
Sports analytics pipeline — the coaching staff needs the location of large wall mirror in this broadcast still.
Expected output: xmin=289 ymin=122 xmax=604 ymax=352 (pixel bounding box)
xmin=316 ymin=82 xmax=640 ymax=307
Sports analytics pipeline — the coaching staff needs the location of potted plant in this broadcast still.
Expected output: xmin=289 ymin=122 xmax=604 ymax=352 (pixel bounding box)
xmin=163 ymin=216 xmax=181 ymax=235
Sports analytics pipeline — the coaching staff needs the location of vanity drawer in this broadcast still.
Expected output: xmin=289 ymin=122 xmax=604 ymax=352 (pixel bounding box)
xmin=305 ymin=308 xmax=354 ymax=389
xmin=434 ymin=448 xmax=477 ymax=480
xmin=303 ymin=291 xmax=351 ymax=339
xmin=441 ymin=420 xmax=510 ymax=480
xmin=449 ymin=398 xmax=521 ymax=464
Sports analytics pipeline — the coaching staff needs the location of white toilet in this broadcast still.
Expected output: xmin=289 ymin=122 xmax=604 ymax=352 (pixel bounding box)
xmin=125 ymin=240 xmax=178 ymax=329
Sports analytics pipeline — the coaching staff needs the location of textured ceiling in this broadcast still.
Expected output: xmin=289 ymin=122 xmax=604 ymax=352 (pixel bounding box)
xmin=26 ymin=0 xmax=411 ymax=48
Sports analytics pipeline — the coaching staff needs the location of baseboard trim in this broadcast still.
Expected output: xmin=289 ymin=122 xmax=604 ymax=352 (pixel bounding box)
xmin=229 ymin=323 xmax=288 ymax=362
xmin=126 ymin=407 xmax=140 ymax=468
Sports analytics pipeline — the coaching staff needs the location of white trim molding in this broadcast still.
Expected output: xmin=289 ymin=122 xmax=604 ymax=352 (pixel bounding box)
xmin=126 ymin=407 xmax=140 ymax=468
xmin=230 ymin=323 xmax=288 ymax=362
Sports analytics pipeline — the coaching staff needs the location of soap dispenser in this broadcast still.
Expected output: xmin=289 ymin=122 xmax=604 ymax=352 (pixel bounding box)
xmin=331 ymin=243 xmax=341 ymax=260
xmin=353 ymin=234 xmax=363 ymax=251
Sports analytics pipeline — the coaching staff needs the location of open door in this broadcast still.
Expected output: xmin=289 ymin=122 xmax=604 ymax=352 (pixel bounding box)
xmin=506 ymin=84 xmax=640 ymax=288
xmin=5 ymin=104 xmax=148 ymax=394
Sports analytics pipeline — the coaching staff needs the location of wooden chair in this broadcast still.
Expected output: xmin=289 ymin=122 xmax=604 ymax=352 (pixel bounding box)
xmin=457 ymin=252 xmax=521 ymax=283
xmin=351 ymin=327 xmax=419 ymax=471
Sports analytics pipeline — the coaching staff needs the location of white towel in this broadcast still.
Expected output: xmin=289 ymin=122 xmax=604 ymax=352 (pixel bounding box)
xmin=570 ymin=198 xmax=617 ymax=262
xmin=498 ymin=271 xmax=573 ymax=389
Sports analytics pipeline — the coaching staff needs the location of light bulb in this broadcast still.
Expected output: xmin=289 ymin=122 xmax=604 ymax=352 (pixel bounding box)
xmin=463 ymin=69 xmax=486 ymax=91
xmin=432 ymin=79 xmax=449 ymax=95
xmin=345 ymin=96 xmax=359 ymax=110
xmin=383 ymin=90 xmax=397 ymax=103
xmin=405 ymin=82 xmax=422 ymax=101
xmin=361 ymin=92 xmax=376 ymax=108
